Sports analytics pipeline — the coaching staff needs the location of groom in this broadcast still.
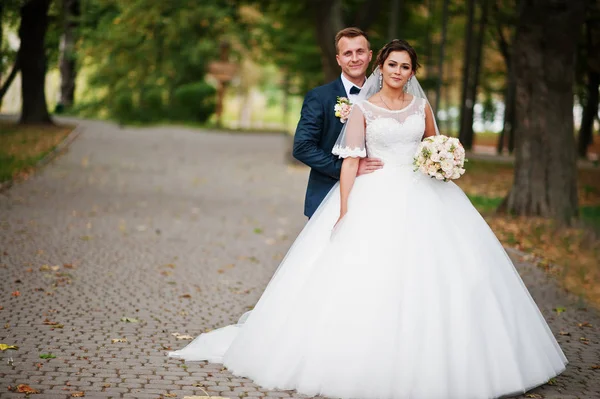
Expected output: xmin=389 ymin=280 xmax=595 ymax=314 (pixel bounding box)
xmin=293 ymin=27 xmax=383 ymax=218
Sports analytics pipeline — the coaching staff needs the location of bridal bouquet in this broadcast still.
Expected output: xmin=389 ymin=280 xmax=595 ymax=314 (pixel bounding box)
xmin=413 ymin=135 xmax=466 ymax=181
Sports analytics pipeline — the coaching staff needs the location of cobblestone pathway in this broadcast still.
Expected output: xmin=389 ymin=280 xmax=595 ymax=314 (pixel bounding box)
xmin=1 ymin=120 xmax=599 ymax=399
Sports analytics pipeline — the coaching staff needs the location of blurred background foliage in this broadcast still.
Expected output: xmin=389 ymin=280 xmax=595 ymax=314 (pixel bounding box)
xmin=0 ymin=0 xmax=598 ymax=156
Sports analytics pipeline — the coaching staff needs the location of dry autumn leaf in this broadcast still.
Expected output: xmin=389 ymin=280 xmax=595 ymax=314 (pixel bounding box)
xmin=180 ymin=294 xmax=192 ymax=299
xmin=71 ymin=391 xmax=85 ymax=397
xmin=16 ymin=384 xmax=40 ymax=394
xmin=111 ymin=338 xmax=128 ymax=343
xmin=171 ymin=332 xmax=194 ymax=340
xmin=0 ymin=344 xmax=18 ymax=351
xmin=11 ymin=291 xmax=20 ymax=297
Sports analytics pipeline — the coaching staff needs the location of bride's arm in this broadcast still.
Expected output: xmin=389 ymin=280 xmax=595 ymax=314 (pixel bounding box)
xmin=423 ymin=102 xmax=437 ymax=138
xmin=337 ymin=157 xmax=360 ymax=224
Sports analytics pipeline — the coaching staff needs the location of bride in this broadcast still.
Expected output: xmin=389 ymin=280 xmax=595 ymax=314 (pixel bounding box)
xmin=169 ymin=40 xmax=567 ymax=399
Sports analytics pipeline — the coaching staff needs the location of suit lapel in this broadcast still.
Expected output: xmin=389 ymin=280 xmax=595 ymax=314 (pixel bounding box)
xmin=334 ymin=77 xmax=347 ymax=99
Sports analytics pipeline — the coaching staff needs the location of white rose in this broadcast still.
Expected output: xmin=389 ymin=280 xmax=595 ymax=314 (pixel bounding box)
xmin=452 ymin=170 xmax=461 ymax=179
xmin=441 ymin=160 xmax=454 ymax=172
xmin=430 ymin=153 xmax=441 ymax=162
xmin=427 ymin=165 xmax=438 ymax=175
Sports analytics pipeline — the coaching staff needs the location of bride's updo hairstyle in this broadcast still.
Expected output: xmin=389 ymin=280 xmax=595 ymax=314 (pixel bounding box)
xmin=375 ymin=39 xmax=420 ymax=73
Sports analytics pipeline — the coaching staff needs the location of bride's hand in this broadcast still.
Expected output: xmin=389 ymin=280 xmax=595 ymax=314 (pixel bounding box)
xmin=334 ymin=211 xmax=347 ymax=229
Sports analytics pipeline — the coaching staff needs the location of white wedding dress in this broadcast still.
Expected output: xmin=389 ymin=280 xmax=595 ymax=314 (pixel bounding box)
xmin=169 ymin=98 xmax=567 ymax=399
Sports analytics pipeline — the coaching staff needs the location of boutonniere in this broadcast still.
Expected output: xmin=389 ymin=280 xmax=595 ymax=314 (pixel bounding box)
xmin=334 ymin=96 xmax=352 ymax=123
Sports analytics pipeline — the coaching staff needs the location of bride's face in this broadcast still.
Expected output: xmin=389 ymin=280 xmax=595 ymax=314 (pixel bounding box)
xmin=381 ymin=51 xmax=414 ymax=91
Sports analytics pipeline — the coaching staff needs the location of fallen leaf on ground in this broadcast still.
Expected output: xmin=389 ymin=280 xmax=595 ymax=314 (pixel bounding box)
xmin=180 ymin=294 xmax=191 ymax=299
xmin=559 ymin=331 xmax=571 ymax=336
xmin=63 ymin=263 xmax=75 ymax=269
xmin=50 ymin=265 xmax=60 ymax=271
xmin=0 ymin=344 xmax=18 ymax=351
xmin=553 ymin=307 xmax=566 ymax=314
xmin=591 ymin=364 xmax=600 ymax=370
xmin=39 ymin=265 xmax=51 ymax=271
xmin=183 ymin=397 xmax=231 ymax=399
xmin=578 ymin=321 xmax=592 ymax=328
xmin=171 ymin=332 xmax=194 ymax=340
xmin=16 ymin=384 xmax=40 ymax=394
xmin=39 ymin=353 xmax=56 ymax=359
xmin=120 ymin=317 xmax=139 ymax=323
xmin=11 ymin=291 xmax=20 ymax=297
xmin=71 ymin=391 xmax=85 ymax=397
xmin=111 ymin=338 xmax=127 ymax=343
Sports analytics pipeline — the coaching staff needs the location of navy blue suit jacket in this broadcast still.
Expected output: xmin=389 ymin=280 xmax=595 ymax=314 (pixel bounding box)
xmin=293 ymin=77 xmax=347 ymax=218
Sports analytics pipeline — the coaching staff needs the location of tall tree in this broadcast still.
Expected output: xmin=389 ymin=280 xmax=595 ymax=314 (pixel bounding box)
xmin=388 ymin=0 xmax=401 ymax=39
xmin=57 ymin=0 xmax=80 ymax=110
xmin=578 ymin=2 xmax=600 ymax=158
xmin=0 ymin=0 xmax=21 ymax=106
xmin=458 ymin=0 xmax=476 ymax=149
xmin=434 ymin=0 xmax=450 ymax=115
xmin=503 ymin=0 xmax=587 ymax=224
xmin=19 ymin=0 xmax=52 ymax=124
xmin=310 ymin=0 xmax=343 ymax=82
xmin=493 ymin=0 xmax=518 ymax=154
xmin=309 ymin=0 xmax=383 ymax=82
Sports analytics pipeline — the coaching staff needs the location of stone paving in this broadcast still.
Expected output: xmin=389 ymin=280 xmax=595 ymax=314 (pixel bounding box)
xmin=0 ymin=119 xmax=599 ymax=399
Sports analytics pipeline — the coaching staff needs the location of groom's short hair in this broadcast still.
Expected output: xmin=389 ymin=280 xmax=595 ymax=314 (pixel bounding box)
xmin=335 ymin=27 xmax=370 ymax=53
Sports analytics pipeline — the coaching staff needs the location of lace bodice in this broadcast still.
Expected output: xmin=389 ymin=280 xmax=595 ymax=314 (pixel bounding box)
xmin=332 ymin=97 xmax=427 ymax=166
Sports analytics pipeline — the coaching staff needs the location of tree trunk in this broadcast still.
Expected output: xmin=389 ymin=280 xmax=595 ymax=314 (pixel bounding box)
xmin=19 ymin=0 xmax=52 ymax=124
xmin=458 ymin=0 xmax=476 ymax=149
xmin=503 ymin=0 xmax=586 ymax=225
xmin=0 ymin=54 xmax=20 ymax=103
xmin=578 ymin=70 xmax=599 ymax=158
xmin=58 ymin=0 xmax=80 ymax=110
xmin=312 ymin=0 xmax=344 ymax=82
xmin=497 ymin=71 xmax=517 ymax=154
xmin=388 ymin=0 xmax=400 ymax=40
xmin=468 ymin=0 xmax=490 ymax=146
xmin=578 ymin=9 xmax=600 ymax=158
xmin=435 ymin=0 xmax=450 ymax=115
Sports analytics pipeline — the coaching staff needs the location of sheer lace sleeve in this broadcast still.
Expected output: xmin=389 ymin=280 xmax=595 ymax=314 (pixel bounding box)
xmin=332 ymin=103 xmax=367 ymax=158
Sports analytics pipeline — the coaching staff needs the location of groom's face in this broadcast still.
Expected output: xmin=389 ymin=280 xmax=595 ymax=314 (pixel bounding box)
xmin=336 ymin=36 xmax=372 ymax=82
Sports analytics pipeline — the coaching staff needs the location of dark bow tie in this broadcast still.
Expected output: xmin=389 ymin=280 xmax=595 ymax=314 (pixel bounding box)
xmin=349 ymin=86 xmax=361 ymax=95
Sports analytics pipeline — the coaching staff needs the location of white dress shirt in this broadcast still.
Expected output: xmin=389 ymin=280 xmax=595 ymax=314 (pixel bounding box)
xmin=340 ymin=73 xmax=367 ymax=104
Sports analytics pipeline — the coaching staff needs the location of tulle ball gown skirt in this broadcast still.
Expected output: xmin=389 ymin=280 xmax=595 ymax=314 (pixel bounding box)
xmin=169 ymin=165 xmax=567 ymax=399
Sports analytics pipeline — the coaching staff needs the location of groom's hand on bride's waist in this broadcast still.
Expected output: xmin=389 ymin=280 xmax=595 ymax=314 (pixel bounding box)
xmin=357 ymin=158 xmax=384 ymax=176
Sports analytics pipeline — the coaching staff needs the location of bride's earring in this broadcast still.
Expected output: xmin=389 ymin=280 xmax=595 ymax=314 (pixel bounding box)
xmin=404 ymin=76 xmax=412 ymax=93
xmin=378 ymin=73 xmax=383 ymax=89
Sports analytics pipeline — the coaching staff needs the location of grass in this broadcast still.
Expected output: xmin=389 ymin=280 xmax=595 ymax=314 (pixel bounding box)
xmin=460 ymin=160 xmax=600 ymax=308
xmin=0 ymin=121 xmax=73 ymax=183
